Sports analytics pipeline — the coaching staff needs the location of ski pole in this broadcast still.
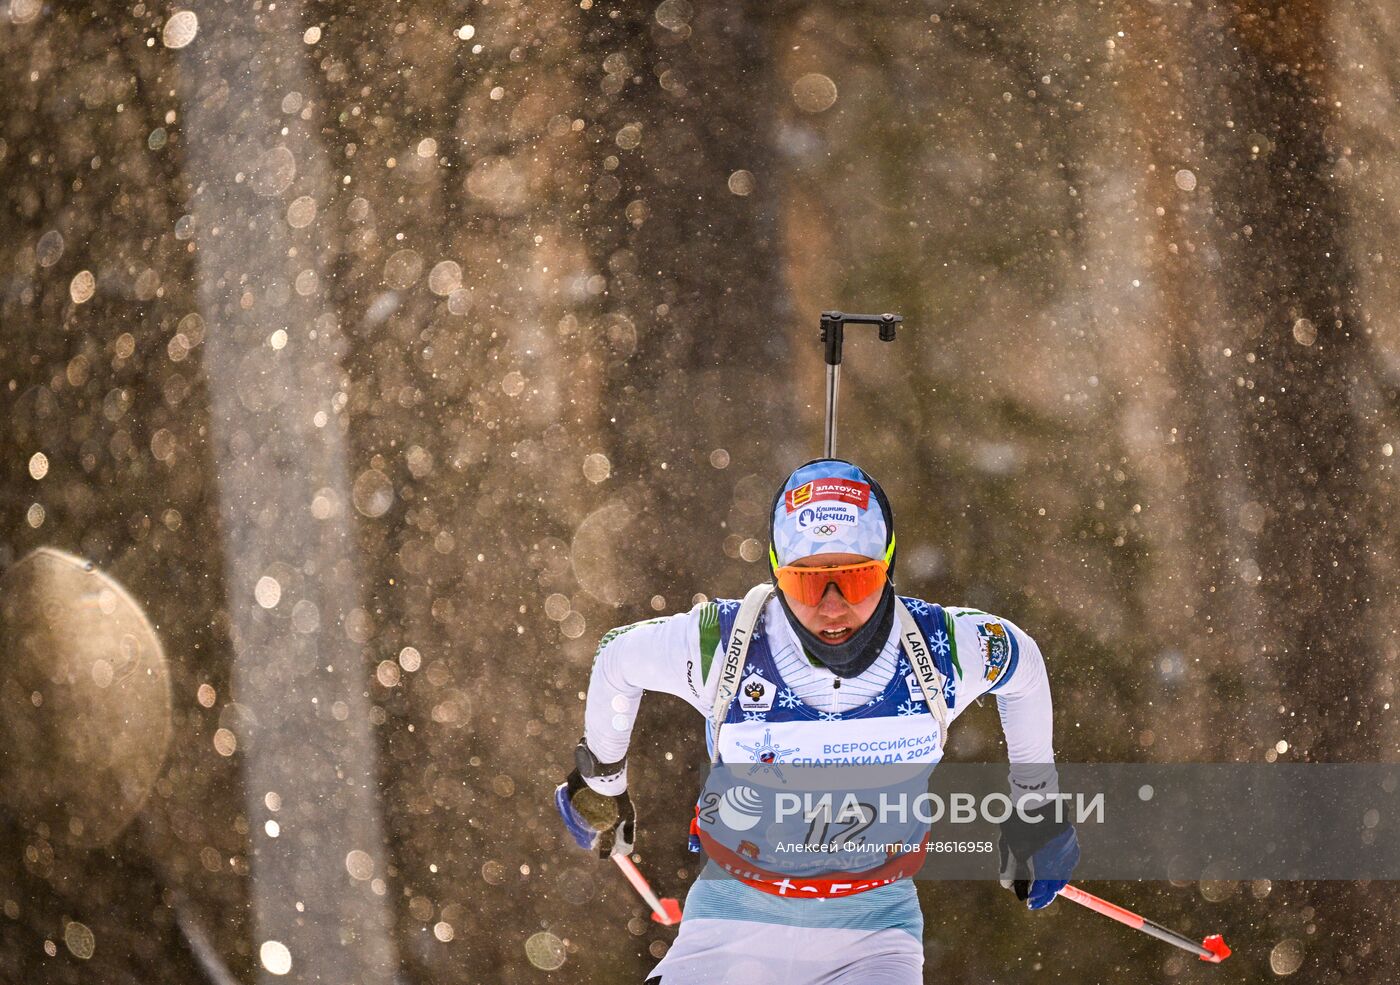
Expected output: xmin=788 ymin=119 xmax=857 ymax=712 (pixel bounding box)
xmin=1058 ymin=884 xmax=1231 ymax=963
xmin=611 ymin=851 xmax=683 ymax=926
xmin=818 ymin=310 xmax=903 ymax=458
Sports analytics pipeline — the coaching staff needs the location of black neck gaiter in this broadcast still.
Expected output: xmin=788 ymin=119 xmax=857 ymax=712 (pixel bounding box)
xmin=777 ymin=584 xmax=896 ymax=679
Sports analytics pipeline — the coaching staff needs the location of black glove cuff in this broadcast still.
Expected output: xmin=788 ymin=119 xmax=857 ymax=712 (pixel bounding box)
xmin=574 ymin=738 xmax=627 ymax=782
xmin=998 ymin=802 xmax=1071 ymax=858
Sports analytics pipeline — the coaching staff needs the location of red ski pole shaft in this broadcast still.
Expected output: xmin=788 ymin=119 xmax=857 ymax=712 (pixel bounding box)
xmin=1058 ymin=885 xmax=1231 ymax=963
xmin=611 ymin=853 xmax=683 ymax=926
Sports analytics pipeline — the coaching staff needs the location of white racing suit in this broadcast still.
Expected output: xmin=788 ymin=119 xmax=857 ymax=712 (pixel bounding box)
xmin=582 ymin=595 xmax=1056 ymax=984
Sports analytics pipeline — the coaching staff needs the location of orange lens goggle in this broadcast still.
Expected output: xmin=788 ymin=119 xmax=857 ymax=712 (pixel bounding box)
xmin=774 ymin=559 xmax=889 ymax=607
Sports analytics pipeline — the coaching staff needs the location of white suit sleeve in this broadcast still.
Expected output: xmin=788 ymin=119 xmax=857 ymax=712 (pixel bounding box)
xmin=580 ymin=606 xmax=713 ymax=794
xmin=947 ymin=610 xmax=1058 ymax=803
xmin=993 ymin=629 xmax=1059 ymax=803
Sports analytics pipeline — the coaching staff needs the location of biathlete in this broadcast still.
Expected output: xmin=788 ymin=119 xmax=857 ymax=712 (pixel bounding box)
xmin=556 ymin=459 xmax=1079 ymax=983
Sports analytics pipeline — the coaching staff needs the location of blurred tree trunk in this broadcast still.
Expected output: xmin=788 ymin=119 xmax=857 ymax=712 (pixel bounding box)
xmin=1125 ymin=0 xmax=1378 ymax=760
xmin=1208 ymin=1 xmax=1377 ymax=763
xmin=1127 ymin=3 xmax=1397 ymax=981
xmin=175 ymin=1 xmax=399 ymax=981
xmin=578 ymin=1 xmax=797 ymax=610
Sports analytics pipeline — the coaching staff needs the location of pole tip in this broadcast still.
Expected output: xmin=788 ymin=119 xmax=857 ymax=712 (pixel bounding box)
xmin=1199 ymin=934 xmax=1231 ymax=963
xmin=652 ymin=898 xmax=683 ymax=926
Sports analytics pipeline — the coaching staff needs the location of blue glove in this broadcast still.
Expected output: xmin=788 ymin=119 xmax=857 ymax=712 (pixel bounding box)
xmin=554 ymin=768 xmax=636 ymax=858
xmin=998 ymin=806 xmax=1080 ymax=910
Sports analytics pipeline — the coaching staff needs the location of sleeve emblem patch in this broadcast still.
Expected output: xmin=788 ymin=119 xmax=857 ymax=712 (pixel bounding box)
xmin=977 ymin=621 xmax=1011 ymax=683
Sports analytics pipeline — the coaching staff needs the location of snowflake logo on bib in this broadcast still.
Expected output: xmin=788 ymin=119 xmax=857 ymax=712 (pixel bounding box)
xmin=904 ymin=599 xmax=932 ymax=617
xmin=930 ymin=627 xmax=951 ymax=657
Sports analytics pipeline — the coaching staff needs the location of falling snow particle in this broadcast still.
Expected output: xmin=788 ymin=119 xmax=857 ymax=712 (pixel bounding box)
xmin=36 ymin=230 xmax=64 ymax=267
xmin=303 ymin=26 xmax=321 ymax=44
xmin=1270 ymin=939 xmax=1304 ymax=975
xmin=793 ymin=73 xmax=838 ymax=113
xmin=1292 ymin=318 xmax=1317 ymax=346
xmin=162 ymin=10 xmax=199 ymax=49
xmin=399 ymin=646 xmax=422 ymax=672
xmin=286 ymin=196 xmax=317 ymax=228
xmin=213 ymin=728 xmax=237 ymax=756
xmin=560 ymin=611 xmax=586 ymax=639
xmin=352 ymin=468 xmax=395 ymax=517
xmin=254 ymin=576 xmax=282 ymax=609
xmin=260 ymin=940 xmax=293 ymax=976
xmin=384 ymin=249 xmax=424 ymax=289
xmin=434 ymin=922 xmax=455 ymax=942
xmin=292 ymin=599 xmax=320 ymax=633
xmin=28 ymin=452 xmax=48 ymax=480
xmin=406 ymin=445 xmax=433 ymax=478
xmin=26 ymin=504 xmax=44 ymax=528
xmin=727 ymin=170 xmax=755 ymax=196
xmin=376 ymin=660 xmax=401 ymax=687
xmin=197 ymin=683 xmax=216 ymax=707
xmin=428 ymin=260 xmax=462 ymax=296
xmin=525 ymin=932 xmax=566 ymax=971
xmin=10 ymin=0 xmax=41 ymax=24
xmin=654 ymin=0 xmax=693 ymax=30
xmin=311 ymin=486 xmax=342 ymax=519
xmin=583 ymin=453 xmax=611 ymax=483
xmin=457 ymin=24 xmax=475 ymax=40
xmin=544 ymin=594 xmax=570 ymax=621
xmin=1174 ymin=168 xmax=1197 ymax=191
xmin=63 ymin=922 xmax=95 ymax=960
xmin=501 ymin=371 xmax=526 ymax=397
xmin=710 ymin=448 xmax=730 ymax=469
xmin=70 ymin=270 xmax=95 ymax=304
xmin=251 ymin=146 xmax=297 ymax=197
xmin=345 ymin=849 xmax=375 ymax=881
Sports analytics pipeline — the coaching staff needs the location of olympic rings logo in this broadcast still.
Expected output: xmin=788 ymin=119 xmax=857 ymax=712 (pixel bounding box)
xmin=813 ymin=524 xmax=839 ymax=536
